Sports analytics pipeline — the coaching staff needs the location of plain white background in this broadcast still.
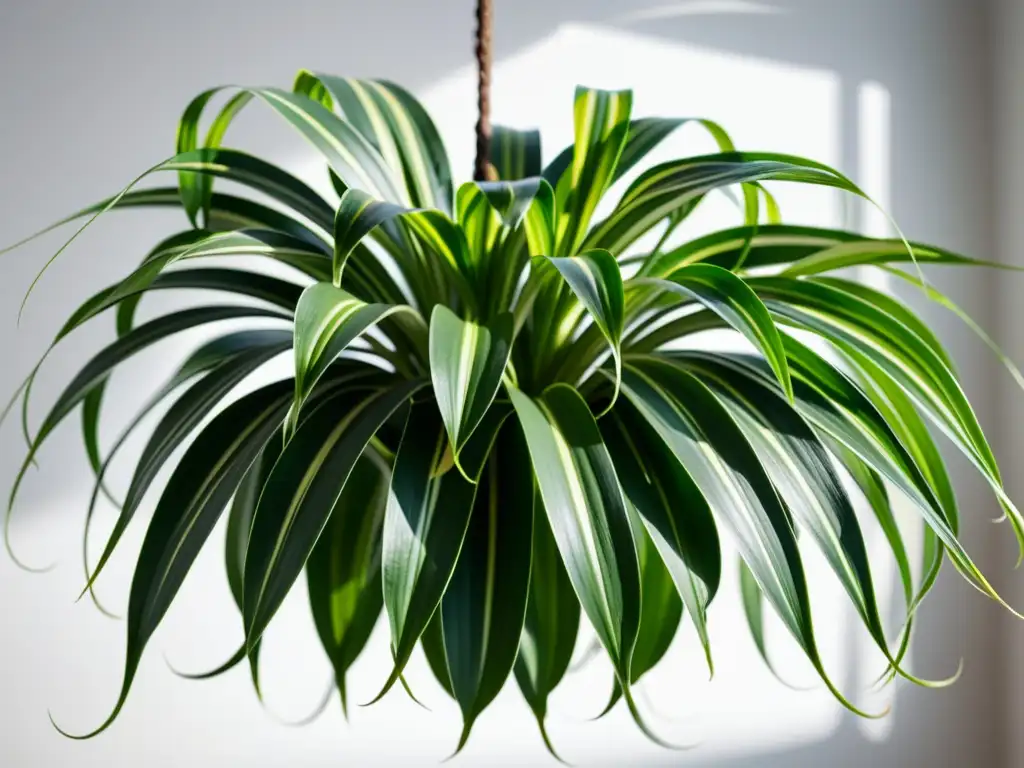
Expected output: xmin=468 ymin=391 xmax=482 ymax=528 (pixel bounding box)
xmin=1 ymin=1 xmax=1022 ymax=766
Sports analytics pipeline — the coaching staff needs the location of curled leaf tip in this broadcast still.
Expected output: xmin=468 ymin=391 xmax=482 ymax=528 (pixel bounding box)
xmin=442 ymin=718 xmax=476 ymax=762
xmin=534 ymin=715 xmax=571 ymax=766
xmin=266 ymin=678 xmax=335 ymax=728
xmin=48 ymin=704 xmax=119 ymax=741
xmin=622 ymin=685 xmax=697 ymax=751
xmin=164 ymin=645 xmax=246 ymax=680
xmin=3 ymin=527 xmax=56 ymax=574
xmin=398 ymin=672 xmax=430 ymax=711
xmin=360 ymin=670 xmax=399 ymax=708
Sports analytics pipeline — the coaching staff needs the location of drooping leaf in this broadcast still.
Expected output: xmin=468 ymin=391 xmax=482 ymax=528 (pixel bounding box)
xmin=54 ymin=381 xmax=293 ymax=739
xmin=588 ymin=152 xmax=876 ymax=256
xmin=632 ymin=264 xmax=792 ymax=400
xmin=437 ymin=420 xmax=534 ymax=752
xmin=597 ymin=512 xmax=684 ymax=716
xmin=514 ymin=503 xmax=580 ymax=760
xmin=8 ymin=306 xmax=291 ymax=552
xmin=307 ymin=453 xmax=390 ymax=716
xmin=601 ymin=406 xmax=719 ymax=674
xmin=508 ymin=383 xmax=644 ymax=723
xmin=687 ymin=354 xmax=939 ymax=684
xmin=243 ymin=379 xmax=424 ymax=652
xmin=374 ymin=402 xmax=509 ymax=701
xmin=619 ymin=358 xmax=872 ymax=715
xmin=83 ymin=330 xmax=295 ymax=591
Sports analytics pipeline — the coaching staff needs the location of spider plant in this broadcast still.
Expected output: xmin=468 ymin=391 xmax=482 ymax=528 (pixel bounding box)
xmin=4 ymin=26 xmax=1023 ymax=762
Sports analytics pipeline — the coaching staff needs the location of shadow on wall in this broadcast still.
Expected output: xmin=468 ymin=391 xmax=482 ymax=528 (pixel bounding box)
xmin=0 ymin=1 xmax=1009 ymax=767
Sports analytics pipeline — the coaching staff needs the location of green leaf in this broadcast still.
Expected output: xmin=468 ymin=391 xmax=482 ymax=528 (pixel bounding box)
xmin=174 ymin=439 xmax=285 ymax=688
xmin=61 ymin=231 xmax=324 ymax=340
xmin=615 ymin=117 xmax=736 ymax=183
xmin=176 ymin=88 xmax=254 ymax=227
xmin=619 ymin=358 xmax=872 ymax=715
xmin=588 ymin=152 xmax=874 ymax=256
xmin=161 ymin=148 xmax=337 ymax=231
xmin=598 ymin=515 xmax=684 ymax=716
xmin=638 ymin=225 xmax=858 ymax=279
xmin=632 ymin=264 xmax=793 ymax=400
xmin=665 ymin=343 xmax=981 ymax=614
xmin=508 ymin=383 xmax=643 ymax=719
xmin=601 ymin=407 xmax=719 ymax=674
xmin=751 ymin=277 xmax=1022 ymax=553
xmin=737 ymin=558 xmax=792 ymax=684
xmin=332 ymin=188 xmax=410 ymax=284
xmin=8 ymin=306 xmax=290 ymax=556
xmin=243 ymin=380 xmax=424 ymax=652
xmin=556 ymin=87 xmax=633 ymax=256
xmin=437 ymin=420 xmax=535 ymax=753
xmin=307 ymin=454 xmax=390 ymax=716
xmin=53 ymin=381 xmax=293 ymax=739
xmin=82 ymin=330 xmax=294 ymax=592
xmin=374 ymin=402 xmax=508 ymax=702
xmin=295 ymin=73 xmax=453 ymax=212
xmin=514 ymin=504 xmax=580 ymax=761
xmin=490 ymin=126 xmax=542 ymax=181
xmin=291 ymin=282 xmax=421 ymax=427
xmin=429 ymin=305 xmax=512 ymax=475
xmin=542 ymin=249 xmax=624 ymax=407
xmin=688 ymin=354 xmax=935 ymax=684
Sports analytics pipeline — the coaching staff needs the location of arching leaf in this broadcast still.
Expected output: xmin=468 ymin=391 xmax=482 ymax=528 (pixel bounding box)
xmin=244 ymin=380 xmax=424 ymax=651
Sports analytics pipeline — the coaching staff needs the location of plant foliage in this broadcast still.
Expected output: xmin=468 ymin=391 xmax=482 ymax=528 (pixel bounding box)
xmin=5 ymin=70 xmax=1023 ymax=757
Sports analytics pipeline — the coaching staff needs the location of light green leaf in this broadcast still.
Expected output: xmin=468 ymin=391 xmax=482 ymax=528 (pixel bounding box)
xmin=557 ymin=87 xmax=633 ymax=256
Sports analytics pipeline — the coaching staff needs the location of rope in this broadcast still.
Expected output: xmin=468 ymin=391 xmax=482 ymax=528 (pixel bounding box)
xmin=473 ymin=0 xmax=495 ymax=182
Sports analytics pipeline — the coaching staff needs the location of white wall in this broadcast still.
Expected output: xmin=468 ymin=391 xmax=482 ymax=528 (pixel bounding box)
xmin=0 ymin=1 xmax=1014 ymax=766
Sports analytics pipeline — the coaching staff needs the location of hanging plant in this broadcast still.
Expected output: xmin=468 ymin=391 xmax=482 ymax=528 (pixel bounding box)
xmin=5 ymin=0 xmax=1023 ymax=759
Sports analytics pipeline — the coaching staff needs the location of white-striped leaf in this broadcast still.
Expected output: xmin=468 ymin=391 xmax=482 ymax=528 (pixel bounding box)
xmin=243 ymin=380 xmax=424 ymax=652
xmin=291 ymin=282 xmax=421 ymax=428
xmin=631 ymin=264 xmax=792 ymax=400
xmin=375 ymin=402 xmax=508 ymax=702
xmin=556 ymin=87 xmax=633 ymax=257
xmin=428 ymin=305 xmax=513 ymax=473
